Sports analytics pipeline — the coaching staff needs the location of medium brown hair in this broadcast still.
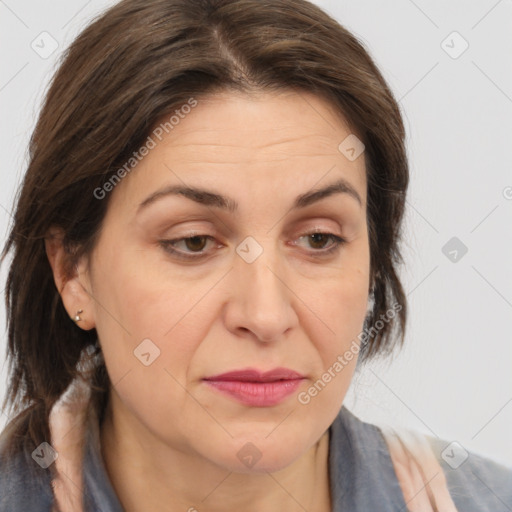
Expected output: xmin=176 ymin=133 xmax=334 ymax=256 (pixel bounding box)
xmin=1 ymin=0 xmax=408 ymax=456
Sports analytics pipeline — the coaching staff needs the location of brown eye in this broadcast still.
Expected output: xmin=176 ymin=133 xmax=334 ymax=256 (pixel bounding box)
xmin=307 ymin=233 xmax=331 ymax=250
xmin=159 ymin=234 xmax=218 ymax=261
xmin=293 ymin=231 xmax=346 ymax=257
xmin=184 ymin=236 xmax=208 ymax=252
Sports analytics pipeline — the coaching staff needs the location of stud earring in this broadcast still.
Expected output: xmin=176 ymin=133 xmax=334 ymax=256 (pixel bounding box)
xmin=73 ymin=309 xmax=84 ymax=322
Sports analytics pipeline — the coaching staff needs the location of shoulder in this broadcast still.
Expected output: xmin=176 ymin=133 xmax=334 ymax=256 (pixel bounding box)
xmin=0 ymin=417 xmax=54 ymax=511
xmin=377 ymin=417 xmax=512 ymax=511
xmin=331 ymin=407 xmax=512 ymax=511
xmin=426 ymin=435 xmax=512 ymax=511
xmin=328 ymin=407 xmax=410 ymax=510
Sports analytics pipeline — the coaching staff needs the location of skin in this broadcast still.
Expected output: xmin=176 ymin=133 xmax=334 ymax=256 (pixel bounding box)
xmin=46 ymin=89 xmax=370 ymax=512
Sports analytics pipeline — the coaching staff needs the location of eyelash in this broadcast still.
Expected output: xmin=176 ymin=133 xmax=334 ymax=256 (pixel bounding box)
xmin=159 ymin=231 xmax=347 ymax=261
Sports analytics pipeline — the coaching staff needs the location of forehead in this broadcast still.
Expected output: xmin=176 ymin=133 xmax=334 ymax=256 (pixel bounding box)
xmin=158 ymin=89 xmax=358 ymax=155
xmin=108 ymin=89 xmax=367 ymax=212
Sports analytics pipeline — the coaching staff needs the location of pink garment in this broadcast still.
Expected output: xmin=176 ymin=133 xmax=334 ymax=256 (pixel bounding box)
xmin=381 ymin=425 xmax=458 ymax=511
xmin=49 ymin=376 xmax=90 ymax=512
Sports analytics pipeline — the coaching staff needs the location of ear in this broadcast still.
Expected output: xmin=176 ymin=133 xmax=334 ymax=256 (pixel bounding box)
xmin=45 ymin=227 xmax=96 ymax=331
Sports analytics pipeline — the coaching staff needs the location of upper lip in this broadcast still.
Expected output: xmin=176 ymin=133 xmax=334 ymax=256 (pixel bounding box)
xmin=203 ymin=368 xmax=304 ymax=382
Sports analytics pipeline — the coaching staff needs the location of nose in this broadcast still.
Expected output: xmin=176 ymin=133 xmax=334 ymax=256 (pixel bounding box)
xmin=223 ymin=245 xmax=299 ymax=343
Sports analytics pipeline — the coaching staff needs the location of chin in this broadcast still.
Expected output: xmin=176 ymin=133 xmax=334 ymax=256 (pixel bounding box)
xmin=208 ymin=437 xmax=309 ymax=475
xmin=232 ymin=452 xmax=302 ymax=475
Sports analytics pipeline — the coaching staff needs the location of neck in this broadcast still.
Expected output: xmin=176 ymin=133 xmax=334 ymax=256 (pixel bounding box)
xmin=100 ymin=396 xmax=332 ymax=512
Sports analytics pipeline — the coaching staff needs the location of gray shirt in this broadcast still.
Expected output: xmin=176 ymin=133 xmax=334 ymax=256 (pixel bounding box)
xmin=1 ymin=405 xmax=511 ymax=511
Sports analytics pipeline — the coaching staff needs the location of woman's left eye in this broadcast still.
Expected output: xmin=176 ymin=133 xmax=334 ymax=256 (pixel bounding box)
xmin=159 ymin=231 xmax=346 ymax=261
xmin=293 ymin=232 xmax=346 ymax=256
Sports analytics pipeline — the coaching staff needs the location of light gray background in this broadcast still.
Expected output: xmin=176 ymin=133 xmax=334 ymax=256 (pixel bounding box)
xmin=1 ymin=0 xmax=511 ymax=466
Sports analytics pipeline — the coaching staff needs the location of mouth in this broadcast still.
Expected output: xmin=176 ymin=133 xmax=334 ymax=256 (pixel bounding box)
xmin=202 ymin=367 xmax=305 ymax=407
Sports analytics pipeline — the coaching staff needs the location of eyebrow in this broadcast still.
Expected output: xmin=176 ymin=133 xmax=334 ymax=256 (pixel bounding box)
xmin=137 ymin=177 xmax=362 ymax=214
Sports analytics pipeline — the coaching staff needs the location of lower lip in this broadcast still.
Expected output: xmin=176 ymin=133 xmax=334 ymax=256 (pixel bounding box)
xmin=203 ymin=379 xmax=303 ymax=407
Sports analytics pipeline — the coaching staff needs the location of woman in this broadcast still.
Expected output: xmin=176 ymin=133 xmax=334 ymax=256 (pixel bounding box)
xmin=0 ymin=0 xmax=510 ymax=510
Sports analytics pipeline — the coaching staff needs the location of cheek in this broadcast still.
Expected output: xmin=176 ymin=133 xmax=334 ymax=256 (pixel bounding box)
xmin=306 ymin=249 xmax=370 ymax=351
xmin=296 ymin=274 xmax=368 ymax=416
xmin=89 ymin=242 xmax=214 ymax=387
xmin=89 ymin=238 xmax=176 ymax=334
xmin=306 ymin=278 xmax=367 ymax=384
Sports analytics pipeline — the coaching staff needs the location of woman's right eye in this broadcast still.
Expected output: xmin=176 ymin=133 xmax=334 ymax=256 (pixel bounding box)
xmin=159 ymin=235 xmax=218 ymax=260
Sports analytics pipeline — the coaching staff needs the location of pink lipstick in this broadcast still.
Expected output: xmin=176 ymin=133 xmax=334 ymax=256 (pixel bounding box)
xmin=203 ymin=368 xmax=304 ymax=407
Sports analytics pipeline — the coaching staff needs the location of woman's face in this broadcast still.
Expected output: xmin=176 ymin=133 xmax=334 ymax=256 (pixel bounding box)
xmin=81 ymin=89 xmax=370 ymax=473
